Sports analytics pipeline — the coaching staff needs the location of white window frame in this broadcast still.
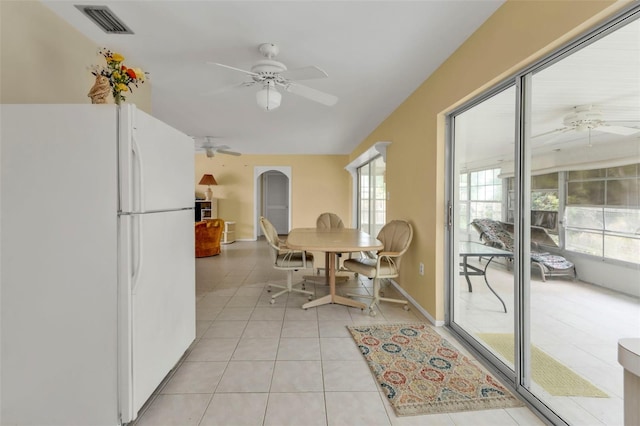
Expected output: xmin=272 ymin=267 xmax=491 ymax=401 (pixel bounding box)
xmin=346 ymin=141 xmax=390 ymax=231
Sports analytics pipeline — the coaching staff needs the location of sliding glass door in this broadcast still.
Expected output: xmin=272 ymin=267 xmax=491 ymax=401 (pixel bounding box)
xmin=450 ymin=85 xmax=517 ymax=378
xmin=448 ymin=9 xmax=640 ymax=425
xmin=525 ymin=17 xmax=640 ymax=423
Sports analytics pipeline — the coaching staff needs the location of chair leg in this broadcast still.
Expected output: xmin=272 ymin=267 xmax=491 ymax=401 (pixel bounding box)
xmin=376 ymin=279 xmax=409 ymax=310
xmin=268 ymin=270 xmax=314 ymax=304
xmin=535 ymin=262 xmax=547 ymax=282
xmin=347 ymin=278 xmax=408 ymax=316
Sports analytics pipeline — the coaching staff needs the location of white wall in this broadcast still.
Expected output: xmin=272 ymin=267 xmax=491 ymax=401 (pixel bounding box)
xmin=573 ymin=255 xmax=640 ymax=298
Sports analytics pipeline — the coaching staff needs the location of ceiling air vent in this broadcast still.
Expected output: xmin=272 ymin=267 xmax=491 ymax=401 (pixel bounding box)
xmin=75 ymin=5 xmax=134 ymax=34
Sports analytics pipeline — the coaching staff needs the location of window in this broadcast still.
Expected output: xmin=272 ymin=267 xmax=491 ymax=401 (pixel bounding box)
xmin=459 ymin=168 xmax=503 ymax=233
xmin=358 ymin=156 xmax=386 ymax=236
xmin=565 ymin=163 xmax=640 ymax=263
xmin=507 ymin=173 xmax=560 ymax=234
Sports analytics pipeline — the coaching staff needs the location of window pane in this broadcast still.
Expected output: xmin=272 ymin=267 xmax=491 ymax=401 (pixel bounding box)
xmin=531 ymin=191 xmax=559 ymax=211
xmin=532 ymin=173 xmax=558 ymax=189
xmin=470 ymin=202 xmax=502 ymax=220
xmin=607 ymin=164 xmax=638 ymax=178
xmin=567 ymin=181 xmax=605 ymax=205
xmin=460 ymin=174 xmax=468 ymax=201
xmin=566 ymin=229 xmax=603 ymax=256
xmin=484 ymin=186 xmax=496 ymax=201
xmin=477 ymin=171 xmax=486 ymax=185
xmin=568 ymin=169 xmax=606 ymax=180
xmin=604 ymin=234 xmax=640 ymax=263
xmin=606 ymin=179 xmax=640 ymax=207
xmin=531 ymin=210 xmax=558 ymax=230
xmin=604 ymin=208 xmax=640 ymax=233
xmin=459 ymin=202 xmax=469 ymax=231
xmin=460 ymin=186 xmax=468 ymax=200
xmin=478 ymin=186 xmax=486 ymax=200
xmin=375 ymin=211 xmax=385 ymax=225
xmin=565 ymin=206 xmax=604 ymax=229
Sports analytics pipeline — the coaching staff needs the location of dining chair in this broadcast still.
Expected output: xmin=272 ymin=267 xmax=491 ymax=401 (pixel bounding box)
xmin=316 ymin=212 xmax=344 ymax=229
xmin=259 ymin=216 xmax=315 ymax=304
xmin=343 ymin=220 xmax=413 ymax=315
xmin=315 ymin=212 xmax=356 ymax=279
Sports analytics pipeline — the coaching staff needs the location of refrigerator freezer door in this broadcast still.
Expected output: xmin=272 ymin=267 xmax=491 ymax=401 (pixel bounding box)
xmin=119 ymin=209 xmax=195 ymax=421
xmin=119 ymin=104 xmax=195 ymax=213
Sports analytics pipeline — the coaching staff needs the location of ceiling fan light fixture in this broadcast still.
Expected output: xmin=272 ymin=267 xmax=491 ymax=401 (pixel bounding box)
xmin=256 ymin=81 xmax=281 ymax=111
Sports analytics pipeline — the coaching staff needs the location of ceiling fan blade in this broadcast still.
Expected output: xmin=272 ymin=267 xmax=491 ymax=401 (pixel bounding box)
xmin=596 ymin=125 xmax=640 ymax=135
xmin=217 ymin=149 xmax=242 ymax=156
xmin=207 ymin=62 xmax=260 ymax=76
xmin=201 ymin=81 xmax=256 ymax=96
xmin=280 ymin=66 xmax=328 ymax=81
xmin=531 ymin=127 xmax=571 ymax=139
xmin=285 ymin=83 xmax=338 ymax=106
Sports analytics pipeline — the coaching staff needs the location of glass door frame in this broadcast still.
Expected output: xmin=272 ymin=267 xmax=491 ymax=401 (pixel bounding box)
xmin=445 ymin=5 xmax=639 ymax=424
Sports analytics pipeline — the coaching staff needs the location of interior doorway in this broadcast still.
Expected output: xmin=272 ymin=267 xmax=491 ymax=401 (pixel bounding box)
xmin=254 ymin=166 xmax=292 ymax=238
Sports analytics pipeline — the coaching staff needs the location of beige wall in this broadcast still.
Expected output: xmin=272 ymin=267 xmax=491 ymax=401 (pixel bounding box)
xmin=0 ymin=1 xmax=151 ymax=112
xmin=349 ymin=0 xmax=629 ymax=321
xmin=195 ymin=154 xmax=351 ymax=240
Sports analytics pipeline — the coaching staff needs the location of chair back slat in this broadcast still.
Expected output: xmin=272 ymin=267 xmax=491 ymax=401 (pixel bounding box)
xmin=316 ymin=212 xmax=344 ymax=229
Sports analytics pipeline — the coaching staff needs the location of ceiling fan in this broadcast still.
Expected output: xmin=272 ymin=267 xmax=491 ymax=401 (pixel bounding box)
xmin=533 ymin=104 xmax=640 ymax=141
xmin=207 ymin=43 xmax=338 ymax=110
xmin=194 ymin=137 xmax=241 ymax=158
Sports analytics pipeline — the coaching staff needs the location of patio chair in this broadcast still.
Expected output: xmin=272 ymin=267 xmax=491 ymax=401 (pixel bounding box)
xmin=471 ymin=218 xmax=576 ymax=282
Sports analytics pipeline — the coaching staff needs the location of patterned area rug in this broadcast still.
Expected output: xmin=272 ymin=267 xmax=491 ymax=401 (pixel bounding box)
xmin=478 ymin=333 xmax=608 ymax=397
xmin=348 ymin=323 xmax=523 ymax=416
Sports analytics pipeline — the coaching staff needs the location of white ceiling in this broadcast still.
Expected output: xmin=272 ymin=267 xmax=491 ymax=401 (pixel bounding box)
xmin=455 ymin=16 xmax=640 ymax=170
xmin=42 ymin=0 xmax=504 ymax=155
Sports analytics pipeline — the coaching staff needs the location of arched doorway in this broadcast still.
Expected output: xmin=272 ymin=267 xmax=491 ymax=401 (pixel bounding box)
xmin=254 ymin=166 xmax=292 ymax=239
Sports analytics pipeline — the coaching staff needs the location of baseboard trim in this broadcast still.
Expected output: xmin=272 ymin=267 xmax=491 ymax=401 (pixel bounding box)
xmin=388 ymin=279 xmax=444 ymax=326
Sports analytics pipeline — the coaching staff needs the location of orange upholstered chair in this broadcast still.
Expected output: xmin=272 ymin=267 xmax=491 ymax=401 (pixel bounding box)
xmin=195 ymin=219 xmax=224 ymax=257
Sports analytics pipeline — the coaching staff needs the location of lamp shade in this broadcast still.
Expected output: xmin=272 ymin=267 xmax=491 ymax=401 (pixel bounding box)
xmin=256 ymin=82 xmax=281 ymax=111
xmin=198 ymin=174 xmax=218 ymax=186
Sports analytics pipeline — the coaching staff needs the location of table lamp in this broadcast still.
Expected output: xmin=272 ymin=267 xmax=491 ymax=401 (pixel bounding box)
xmin=198 ymin=174 xmax=218 ymax=201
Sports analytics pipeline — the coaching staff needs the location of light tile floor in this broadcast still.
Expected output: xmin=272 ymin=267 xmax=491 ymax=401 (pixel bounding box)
xmin=133 ymin=241 xmax=547 ymax=426
xmin=454 ymin=257 xmax=639 ymax=426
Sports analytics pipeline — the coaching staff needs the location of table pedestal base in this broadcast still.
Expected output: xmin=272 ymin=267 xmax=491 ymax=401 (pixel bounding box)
xmin=302 ymin=294 xmax=366 ymax=310
xmin=302 ymin=275 xmax=349 ymax=284
xmin=301 ymin=252 xmax=366 ymax=311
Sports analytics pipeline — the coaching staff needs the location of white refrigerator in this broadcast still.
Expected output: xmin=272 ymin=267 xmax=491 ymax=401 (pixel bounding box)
xmin=1 ymin=104 xmax=195 ymax=425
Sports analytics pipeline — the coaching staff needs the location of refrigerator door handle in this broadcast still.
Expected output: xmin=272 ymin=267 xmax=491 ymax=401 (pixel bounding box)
xmin=131 ymin=133 xmax=144 ymax=212
xmin=131 ymin=214 xmax=143 ymax=294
